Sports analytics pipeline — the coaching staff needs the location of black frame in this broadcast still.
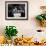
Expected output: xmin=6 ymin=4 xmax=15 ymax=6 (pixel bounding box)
xmin=5 ymin=1 xmax=28 ymax=20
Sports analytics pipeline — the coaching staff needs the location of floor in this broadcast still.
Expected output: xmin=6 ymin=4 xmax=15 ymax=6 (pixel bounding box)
xmin=14 ymin=43 xmax=46 ymax=46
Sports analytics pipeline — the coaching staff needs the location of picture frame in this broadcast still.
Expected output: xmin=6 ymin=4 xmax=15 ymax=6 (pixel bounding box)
xmin=5 ymin=1 xmax=28 ymax=20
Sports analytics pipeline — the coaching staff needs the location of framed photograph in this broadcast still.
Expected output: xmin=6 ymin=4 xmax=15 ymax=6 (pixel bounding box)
xmin=5 ymin=1 xmax=28 ymax=20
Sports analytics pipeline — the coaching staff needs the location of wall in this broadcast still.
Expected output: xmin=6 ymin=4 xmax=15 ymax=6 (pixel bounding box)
xmin=0 ymin=0 xmax=46 ymax=41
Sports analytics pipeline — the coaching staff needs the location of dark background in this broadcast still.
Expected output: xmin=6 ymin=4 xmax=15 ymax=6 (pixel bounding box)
xmin=8 ymin=4 xmax=25 ymax=17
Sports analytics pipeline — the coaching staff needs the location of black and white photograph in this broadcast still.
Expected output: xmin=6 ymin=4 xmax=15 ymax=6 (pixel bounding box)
xmin=5 ymin=1 xmax=28 ymax=20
